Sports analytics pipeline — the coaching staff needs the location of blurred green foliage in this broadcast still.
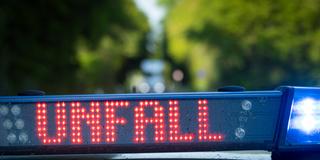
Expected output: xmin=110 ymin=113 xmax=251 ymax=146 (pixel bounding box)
xmin=163 ymin=0 xmax=320 ymax=90
xmin=1 ymin=0 xmax=320 ymax=94
xmin=0 ymin=0 xmax=149 ymax=95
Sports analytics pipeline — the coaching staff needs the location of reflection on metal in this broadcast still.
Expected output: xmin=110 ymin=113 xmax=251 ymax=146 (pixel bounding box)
xmin=0 ymin=151 xmax=271 ymax=160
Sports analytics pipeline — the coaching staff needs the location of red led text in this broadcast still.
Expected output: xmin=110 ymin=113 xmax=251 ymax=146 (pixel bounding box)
xmin=36 ymin=99 xmax=223 ymax=145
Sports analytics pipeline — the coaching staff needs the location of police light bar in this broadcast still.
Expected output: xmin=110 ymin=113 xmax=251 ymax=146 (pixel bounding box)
xmin=0 ymin=86 xmax=318 ymax=156
xmin=275 ymin=87 xmax=320 ymax=152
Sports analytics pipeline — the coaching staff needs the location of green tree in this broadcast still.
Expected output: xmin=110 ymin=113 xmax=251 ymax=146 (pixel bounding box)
xmin=0 ymin=0 xmax=149 ymax=95
xmin=163 ymin=0 xmax=320 ymax=90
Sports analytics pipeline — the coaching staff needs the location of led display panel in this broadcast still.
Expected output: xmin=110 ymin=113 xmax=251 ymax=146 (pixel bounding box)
xmin=0 ymin=92 xmax=281 ymax=155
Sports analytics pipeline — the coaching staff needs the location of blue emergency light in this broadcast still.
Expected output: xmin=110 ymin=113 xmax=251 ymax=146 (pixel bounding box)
xmin=286 ymin=88 xmax=320 ymax=144
xmin=0 ymin=86 xmax=319 ymax=156
xmin=275 ymin=86 xmax=320 ymax=152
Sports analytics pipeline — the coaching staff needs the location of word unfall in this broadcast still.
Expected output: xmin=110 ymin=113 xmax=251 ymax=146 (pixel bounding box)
xmin=36 ymin=99 xmax=223 ymax=144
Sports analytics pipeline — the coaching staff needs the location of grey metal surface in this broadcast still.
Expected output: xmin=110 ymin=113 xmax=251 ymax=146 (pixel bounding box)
xmin=0 ymin=151 xmax=271 ymax=160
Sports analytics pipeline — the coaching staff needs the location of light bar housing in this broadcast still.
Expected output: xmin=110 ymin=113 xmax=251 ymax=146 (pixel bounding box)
xmin=0 ymin=91 xmax=282 ymax=155
xmin=2 ymin=86 xmax=320 ymax=156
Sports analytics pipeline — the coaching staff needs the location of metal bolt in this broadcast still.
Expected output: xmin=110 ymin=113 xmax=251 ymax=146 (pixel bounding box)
xmin=19 ymin=132 xmax=28 ymax=144
xmin=15 ymin=119 xmax=25 ymax=129
xmin=0 ymin=105 xmax=9 ymax=116
xmin=241 ymin=100 xmax=252 ymax=111
xmin=3 ymin=119 xmax=13 ymax=129
xmin=11 ymin=105 xmax=21 ymax=116
xmin=7 ymin=133 xmax=17 ymax=143
xmin=235 ymin=127 xmax=246 ymax=139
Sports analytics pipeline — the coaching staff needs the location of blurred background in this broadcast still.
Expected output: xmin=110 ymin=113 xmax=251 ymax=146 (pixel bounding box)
xmin=0 ymin=0 xmax=320 ymax=95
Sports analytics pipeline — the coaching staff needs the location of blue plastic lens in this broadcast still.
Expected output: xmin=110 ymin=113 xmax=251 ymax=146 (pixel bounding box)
xmin=286 ymin=87 xmax=320 ymax=144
